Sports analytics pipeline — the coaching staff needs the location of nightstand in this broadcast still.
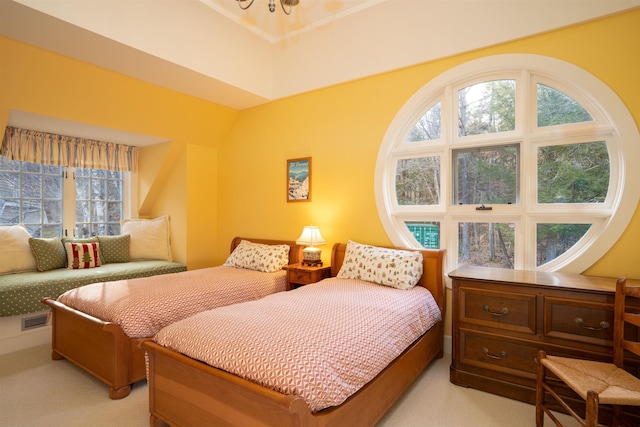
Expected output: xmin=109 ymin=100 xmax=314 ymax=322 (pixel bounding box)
xmin=283 ymin=263 xmax=331 ymax=290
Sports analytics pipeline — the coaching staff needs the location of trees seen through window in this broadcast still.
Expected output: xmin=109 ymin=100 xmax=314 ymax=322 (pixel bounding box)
xmin=376 ymin=55 xmax=638 ymax=273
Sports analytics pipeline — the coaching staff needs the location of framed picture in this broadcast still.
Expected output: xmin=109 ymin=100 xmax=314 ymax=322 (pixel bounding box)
xmin=287 ymin=157 xmax=311 ymax=202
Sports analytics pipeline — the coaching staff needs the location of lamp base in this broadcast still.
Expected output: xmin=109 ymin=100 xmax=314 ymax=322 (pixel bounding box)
xmin=301 ymin=246 xmax=322 ymax=267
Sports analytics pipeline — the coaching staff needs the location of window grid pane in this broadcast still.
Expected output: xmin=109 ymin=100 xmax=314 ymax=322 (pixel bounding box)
xmin=536 ymin=223 xmax=591 ymax=267
xmin=405 ymin=102 xmax=441 ymax=142
xmin=405 ymin=221 xmax=440 ymax=249
xmin=537 ymin=141 xmax=609 ymax=204
xmin=453 ymin=144 xmax=519 ymax=205
xmin=75 ymin=168 xmax=123 ymax=237
xmin=396 ymin=157 xmax=441 ymax=205
xmin=0 ymin=159 xmax=62 ymax=237
xmin=458 ymin=80 xmax=516 ymax=136
xmin=537 ymin=84 xmax=592 ymax=127
xmin=458 ymin=222 xmax=515 ymax=269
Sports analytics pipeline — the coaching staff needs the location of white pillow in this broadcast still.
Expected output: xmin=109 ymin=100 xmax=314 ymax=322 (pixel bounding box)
xmin=0 ymin=224 xmax=37 ymax=274
xmin=120 ymin=216 xmax=172 ymax=261
xmin=224 ymin=240 xmax=290 ymax=273
xmin=337 ymin=240 xmax=423 ymax=289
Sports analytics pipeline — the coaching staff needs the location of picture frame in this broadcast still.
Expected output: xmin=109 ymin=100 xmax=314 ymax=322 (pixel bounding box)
xmin=287 ymin=157 xmax=311 ymax=202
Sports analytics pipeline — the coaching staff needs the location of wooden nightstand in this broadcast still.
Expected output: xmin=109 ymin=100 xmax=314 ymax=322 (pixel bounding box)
xmin=283 ymin=263 xmax=331 ymax=290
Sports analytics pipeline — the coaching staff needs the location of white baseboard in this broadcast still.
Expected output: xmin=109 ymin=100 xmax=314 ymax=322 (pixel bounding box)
xmin=0 ymin=311 xmax=51 ymax=355
xmin=444 ymin=334 xmax=451 ymax=354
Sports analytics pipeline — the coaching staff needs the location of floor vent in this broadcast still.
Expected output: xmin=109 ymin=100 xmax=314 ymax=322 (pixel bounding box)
xmin=21 ymin=314 xmax=48 ymax=331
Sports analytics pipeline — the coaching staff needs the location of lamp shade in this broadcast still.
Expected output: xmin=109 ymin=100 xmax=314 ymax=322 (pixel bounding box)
xmin=296 ymin=226 xmax=326 ymax=246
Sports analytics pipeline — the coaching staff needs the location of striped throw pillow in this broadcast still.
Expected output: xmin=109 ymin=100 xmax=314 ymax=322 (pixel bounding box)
xmin=65 ymin=242 xmax=102 ymax=269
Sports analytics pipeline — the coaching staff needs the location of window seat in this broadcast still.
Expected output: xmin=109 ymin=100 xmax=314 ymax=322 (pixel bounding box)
xmin=0 ymin=260 xmax=187 ymax=317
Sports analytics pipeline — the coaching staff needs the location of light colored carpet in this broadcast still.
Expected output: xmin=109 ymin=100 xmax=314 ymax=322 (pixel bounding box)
xmin=0 ymin=344 xmax=579 ymax=427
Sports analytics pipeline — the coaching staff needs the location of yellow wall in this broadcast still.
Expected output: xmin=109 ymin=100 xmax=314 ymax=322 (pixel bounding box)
xmin=2 ymin=10 xmax=639 ymax=336
xmin=217 ymin=10 xmax=640 ymax=334
xmin=217 ymin=9 xmax=640 ymax=269
xmin=0 ymin=37 xmax=238 ymax=268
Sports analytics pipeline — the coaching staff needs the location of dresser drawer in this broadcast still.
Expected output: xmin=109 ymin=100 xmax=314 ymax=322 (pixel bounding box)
xmin=288 ymin=270 xmax=312 ymax=284
xmin=544 ymin=297 xmax=613 ymax=346
xmin=459 ymin=286 xmax=536 ymax=334
xmin=458 ymin=329 xmax=539 ymax=376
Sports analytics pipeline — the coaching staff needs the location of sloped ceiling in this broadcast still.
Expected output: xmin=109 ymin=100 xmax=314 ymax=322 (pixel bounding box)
xmin=3 ymin=0 xmax=640 ymax=111
xmin=3 ymin=0 xmax=640 ymax=110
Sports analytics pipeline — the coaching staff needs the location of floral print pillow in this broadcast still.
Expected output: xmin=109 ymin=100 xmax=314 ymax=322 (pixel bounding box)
xmin=224 ymin=240 xmax=290 ymax=273
xmin=337 ymin=240 xmax=423 ymax=289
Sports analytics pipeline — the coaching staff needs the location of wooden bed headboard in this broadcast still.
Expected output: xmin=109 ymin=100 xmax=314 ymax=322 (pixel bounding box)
xmin=230 ymin=237 xmax=304 ymax=265
xmin=330 ymin=242 xmax=447 ymax=310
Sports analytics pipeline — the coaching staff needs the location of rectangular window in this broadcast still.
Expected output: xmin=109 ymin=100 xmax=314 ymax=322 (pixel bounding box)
xmin=0 ymin=158 xmax=125 ymax=237
xmin=452 ymin=144 xmax=519 ymax=205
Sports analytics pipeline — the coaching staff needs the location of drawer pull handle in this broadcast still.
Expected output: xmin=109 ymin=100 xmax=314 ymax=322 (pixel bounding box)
xmin=482 ymin=347 xmax=507 ymax=360
xmin=574 ymin=317 xmax=610 ymax=331
xmin=483 ymin=305 xmax=508 ymax=316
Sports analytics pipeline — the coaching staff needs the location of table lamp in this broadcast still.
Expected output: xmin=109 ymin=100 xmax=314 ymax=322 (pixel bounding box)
xmin=296 ymin=225 xmax=326 ymax=266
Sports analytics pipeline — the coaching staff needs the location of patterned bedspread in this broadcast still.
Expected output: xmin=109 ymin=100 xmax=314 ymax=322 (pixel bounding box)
xmin=154 ymin=277 xmax=442 ymax=412
xmin=57 ymin=266 xmax=286 ymax=338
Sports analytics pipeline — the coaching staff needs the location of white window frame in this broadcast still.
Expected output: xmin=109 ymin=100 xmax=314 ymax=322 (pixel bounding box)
xmin=62 ymin=167 xmax=135 ymax=237
xmin=1 ymin=160 xmax=135 ymax=237
xmin=375 ymin=54 xmax=640 ymax=276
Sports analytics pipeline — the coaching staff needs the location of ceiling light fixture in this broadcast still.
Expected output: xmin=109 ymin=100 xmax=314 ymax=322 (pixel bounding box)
xmin=237 ymin=0 xmax=299 ymax=15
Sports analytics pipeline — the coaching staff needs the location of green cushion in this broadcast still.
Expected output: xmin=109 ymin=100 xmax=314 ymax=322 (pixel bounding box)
xmin=28 ymin=237 xmax=67 ymax=271
xmin=97 ymin=235 xmax=130 ymax=264
xmin=0 ymin=260 xmax=188 ymax=316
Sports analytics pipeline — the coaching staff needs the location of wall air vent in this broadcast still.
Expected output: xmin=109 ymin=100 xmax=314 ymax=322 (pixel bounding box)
xmin=21 ymin=314 xmax=48 ymax=331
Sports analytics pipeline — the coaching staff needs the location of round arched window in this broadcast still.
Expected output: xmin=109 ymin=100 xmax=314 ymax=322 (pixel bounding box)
xmin=375 ymin=54 xmax=639 ymax=274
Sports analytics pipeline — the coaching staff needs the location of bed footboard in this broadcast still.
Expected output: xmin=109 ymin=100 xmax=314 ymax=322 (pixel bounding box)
xmin=42 ymin=298 xmax=146 ymax=399
xmin=142 ymin=320 xmax=443 ymax=427
xmin=143 ymin=339 xmax=315 ymax=426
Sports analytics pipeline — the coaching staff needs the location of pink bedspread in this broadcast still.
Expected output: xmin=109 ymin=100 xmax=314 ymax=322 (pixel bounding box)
xmin=57 ymin=266 xmax=286 ymax=338
xmin=154 ymin=277 xmax=442 ymax=412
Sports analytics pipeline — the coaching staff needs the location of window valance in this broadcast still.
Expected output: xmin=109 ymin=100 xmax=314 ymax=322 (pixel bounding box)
xmin=1 ymin=126 xmax=139 ymax=172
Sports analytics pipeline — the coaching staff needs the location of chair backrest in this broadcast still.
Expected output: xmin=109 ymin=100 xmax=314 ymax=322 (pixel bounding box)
xmin=613 ymin=277 xmax=640 ymax=367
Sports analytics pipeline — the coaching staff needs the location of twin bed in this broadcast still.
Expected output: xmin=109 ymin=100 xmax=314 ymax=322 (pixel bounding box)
xmin=142 ymin=242 xmax=446 ymax=427
xmin=43 ymin=236 xmax=446 ymax=426
xmin=42 ymin=237 xmax=303 ymax=399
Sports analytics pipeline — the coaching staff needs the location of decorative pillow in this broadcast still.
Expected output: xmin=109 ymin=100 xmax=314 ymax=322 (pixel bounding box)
xmin=97 ymin=234 xmax=130 ymax=264
xmin=28 ymin=237 xmax=67 ymax=272
xmin=64 ymin=242 xmax=102 ymax=269
xmin=337 ymin=240 xmax=423 ymax=290
xmin=121 ymin=216 xmax=172 ymax=261
xmin=62 ymin=236 xmax=100 ymax=265
xmin=0 ymin=224 xmax=37 ymax=274
xmin=223 ymin=240 xmax=290 ymax=273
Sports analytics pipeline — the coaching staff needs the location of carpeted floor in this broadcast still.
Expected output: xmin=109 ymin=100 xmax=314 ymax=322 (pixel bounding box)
xmin=0 ymin=344 xmax=579 ymax=426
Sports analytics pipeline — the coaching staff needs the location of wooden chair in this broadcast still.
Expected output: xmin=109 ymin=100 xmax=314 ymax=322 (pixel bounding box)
xmin=536 ymin=277 xmax=640 ymax=427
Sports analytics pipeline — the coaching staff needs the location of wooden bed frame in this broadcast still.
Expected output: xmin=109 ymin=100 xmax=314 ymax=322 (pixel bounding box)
xmin=142 ymin=243 xmax=446 ymax=427
xmin=41 ymin=237 xmax=303 ymax=400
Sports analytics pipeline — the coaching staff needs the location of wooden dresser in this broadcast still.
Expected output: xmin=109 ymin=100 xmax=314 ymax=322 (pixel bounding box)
xmin=449 ymin=266 xmax=640 ymax=422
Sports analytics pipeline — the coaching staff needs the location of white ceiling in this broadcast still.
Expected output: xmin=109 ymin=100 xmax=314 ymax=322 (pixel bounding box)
xmin=1 ymin=0 xmax=639 ymax=143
